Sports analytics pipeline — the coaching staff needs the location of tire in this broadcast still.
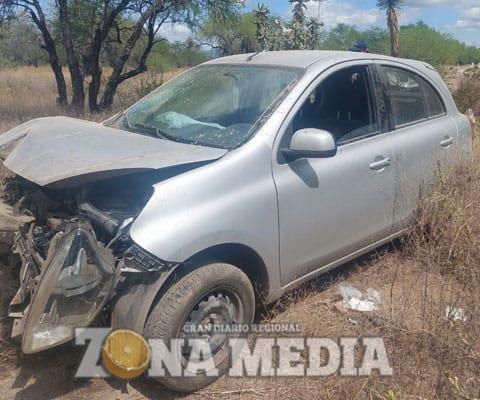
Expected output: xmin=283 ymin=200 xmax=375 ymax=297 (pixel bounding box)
xmin=143 ymin=262 xmax=255 ymax=392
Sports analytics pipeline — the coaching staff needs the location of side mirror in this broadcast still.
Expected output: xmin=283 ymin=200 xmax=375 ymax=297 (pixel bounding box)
xmin=281 ymin=128 xmax=337 ymax=162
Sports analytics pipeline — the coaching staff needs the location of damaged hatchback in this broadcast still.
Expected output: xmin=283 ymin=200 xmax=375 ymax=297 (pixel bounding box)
xmin=0 ymin=51 xmax=472 ymax=391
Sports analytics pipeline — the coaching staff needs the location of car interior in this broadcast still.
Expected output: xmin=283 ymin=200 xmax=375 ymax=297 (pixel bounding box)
xmin=382 ymin=67 xmax=429 ymax=126
xmin=292 ymin=66 xmax=379 ymax=144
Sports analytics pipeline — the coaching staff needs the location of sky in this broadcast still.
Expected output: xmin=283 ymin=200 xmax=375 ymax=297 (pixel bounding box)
xmin=159 ymin=0 xmax=480 ymax=47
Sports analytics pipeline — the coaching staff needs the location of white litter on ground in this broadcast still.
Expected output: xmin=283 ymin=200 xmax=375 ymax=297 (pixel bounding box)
xmin=445 ymin=305 xmax=467 ymax=322
xmin=337 ymin=283 xmax=381 ymax=312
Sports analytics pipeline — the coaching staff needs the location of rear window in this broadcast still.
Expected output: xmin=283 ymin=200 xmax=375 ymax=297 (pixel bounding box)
xmin=381 ymin=66 xmax=446 ymax=127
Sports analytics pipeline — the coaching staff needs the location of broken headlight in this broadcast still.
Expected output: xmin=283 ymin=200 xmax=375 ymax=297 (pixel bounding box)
xmin=22 ymin=226 xmax=115 ymax=353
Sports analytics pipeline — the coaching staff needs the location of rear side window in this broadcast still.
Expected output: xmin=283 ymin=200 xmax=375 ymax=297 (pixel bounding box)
xmin=381 ymin=66 xmax=446 ymax=128
xmin=423 ymin=80 xmax=446 ymax=117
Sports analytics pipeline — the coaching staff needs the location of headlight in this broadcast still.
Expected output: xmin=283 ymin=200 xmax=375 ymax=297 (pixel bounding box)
xmin=22 ymin=226 xmax=115 ymax=353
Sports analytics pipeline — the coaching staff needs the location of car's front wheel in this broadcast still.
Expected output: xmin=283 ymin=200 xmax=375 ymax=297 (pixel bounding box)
xmin=143 ymin=262 xmax=255 ymax=392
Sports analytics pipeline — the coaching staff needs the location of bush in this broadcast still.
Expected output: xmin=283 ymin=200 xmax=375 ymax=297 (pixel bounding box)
xmin=406 ymin=162 xmax=480 ymax=282
xmin=453 ymin=74 xmax=480 ymax=115
xmin=0 ymin=54 xmax=17 ymax=69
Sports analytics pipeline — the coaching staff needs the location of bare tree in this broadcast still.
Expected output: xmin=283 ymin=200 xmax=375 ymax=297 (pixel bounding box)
xmin=377 ymin=0 xmax=403 ymax=57
xmin=0 ymin=0 xmax=238 ymax=112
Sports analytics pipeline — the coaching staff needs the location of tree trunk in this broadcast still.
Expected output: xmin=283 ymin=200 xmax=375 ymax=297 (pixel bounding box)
xmin=58 ymin=0 xmax=84 ymax=112
xmin=44 ymin=35 xmax=68 ymax=107
xmin=87 ymin=29 xmax=103 ymax=113
xmin=87 ymin=1 xmax=130 ymax=112
xmin=98 ymin=9 xmax=157 ymax=111
xmin=388 ymin=9 xmax=400 ymax=58
xmin=29 ymin=10 xmax=68 ymax=107
xmin=99 ymin=79 xmax=121 ymax=111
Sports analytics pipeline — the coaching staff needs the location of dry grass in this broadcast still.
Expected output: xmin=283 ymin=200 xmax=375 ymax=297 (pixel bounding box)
xmin=0 ymin=66 xmax=60 ymax=131
xmin=0 ymin=65 xmax=181 ymax=132
xmin=0 ymin=66 xmax=480 ymax=399
xmin=448 ymin=65 xmax=480 ymax=120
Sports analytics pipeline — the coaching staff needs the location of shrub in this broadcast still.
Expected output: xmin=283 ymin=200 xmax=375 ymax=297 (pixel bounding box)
xmin=0 ymin=54 xmax=17 ymax=69
xmin=453 ymin=74 xmax=480 ymax=116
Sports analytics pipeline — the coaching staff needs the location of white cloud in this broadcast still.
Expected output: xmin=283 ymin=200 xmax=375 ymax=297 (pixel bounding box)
xmin=403 ymin=0 xmax=480 ymax=34
xmin=303 ymin=0 xmax=382 ymax=28
xmin=157 ymin=23 xmax=192 ymax=42
xmin=299 ymin=0 xmax=423 ymax=29
xmin=305 ymin=0 xmax=479 ymax=45
xmin=455 ymin=6 xmax=480 ymax=30
xmin=405 ymin=0 xmax=476 ymax=6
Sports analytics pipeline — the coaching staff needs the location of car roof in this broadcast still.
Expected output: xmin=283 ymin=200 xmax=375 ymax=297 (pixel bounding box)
xmin=205 ymin=50 xmax=434 ymax=72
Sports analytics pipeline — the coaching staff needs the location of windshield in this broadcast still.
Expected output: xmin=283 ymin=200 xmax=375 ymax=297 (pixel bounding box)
xmin=113 ymin=65 xmax=302 ymax=149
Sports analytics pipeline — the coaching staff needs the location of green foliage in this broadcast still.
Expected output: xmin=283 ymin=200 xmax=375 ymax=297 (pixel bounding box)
xmin=399 ymin=22 xmax=480 ymax=66
xmin=319 ymin=22 xmax=480 ymax=66
xmin=147 ymin=39 xmax=208 ymax=73
xmin=171 ymin=39 xmax=209 ymax=67
xmin=384 ymin=390 xmax=402 ymax=400
xmin=2 ymin=3 xmax=479 ymax=73
xmin=288 ymin=0 xmax=309 ymax=49
xmin=320 ymin=24 xmax=390 ymax=54
xmin=307 ymin=18 xmax=323 ymax=50
xmin=254 ymin=1 xmax=326 ymax=51
xmin=376 ymin=0 xmax=404 ymax=12
xmin=254 ymin=3 xmax=271 ymax=50
xmin=0 ymin=53 xmax=16 ymax=69
xmin=320 ymin=23 xmax=362 ymax=50
xmin=147 ymin=41 xmax=177 ymax=73
xmin=199 ymin=11 xmax=258 ymax=55
xmin=363 ymin=26 xmax=390 ymax=54
xmin=0 ymin=19 xmax=46 ymax=67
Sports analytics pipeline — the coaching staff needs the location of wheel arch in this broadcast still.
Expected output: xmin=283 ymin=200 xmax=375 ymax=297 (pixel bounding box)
xmin=111 ymin=242 xmax=270 ymax=333
xmin=183 ymin=243 xmax=270 ymax=303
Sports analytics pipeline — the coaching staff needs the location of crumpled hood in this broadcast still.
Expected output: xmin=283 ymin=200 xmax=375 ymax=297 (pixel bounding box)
xmin=0 ymin=117 xmax=227 ymax=187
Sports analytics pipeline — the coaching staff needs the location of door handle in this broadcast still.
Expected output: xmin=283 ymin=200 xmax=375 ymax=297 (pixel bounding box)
xmin=440 ymin=136 xmax=454 ymax=147
xmin=369 ymin=157 xmax=391 ymax=171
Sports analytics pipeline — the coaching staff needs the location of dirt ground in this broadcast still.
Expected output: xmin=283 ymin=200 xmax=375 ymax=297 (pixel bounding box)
xmin=0 ymin=253 xmax=388 ymax=399
xmin=0 ymin=248 xmax=476 ymax=400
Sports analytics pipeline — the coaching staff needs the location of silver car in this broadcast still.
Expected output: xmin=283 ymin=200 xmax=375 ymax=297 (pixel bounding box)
xmin=0 ymin=51 xmax=472 ymax=390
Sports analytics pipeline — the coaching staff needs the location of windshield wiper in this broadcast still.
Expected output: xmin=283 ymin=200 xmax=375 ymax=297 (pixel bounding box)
xmin=130 ymin=122 xmax=170 ymax=140
xmin=109 ymin=112 xmax=177 ymax=142
xmin=124 ymin=117 xmax=223 ymax=148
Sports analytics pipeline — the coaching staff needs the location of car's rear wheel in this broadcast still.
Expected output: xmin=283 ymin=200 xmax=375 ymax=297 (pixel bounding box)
xmin=143 ymin=262 xmax=255 ymax=392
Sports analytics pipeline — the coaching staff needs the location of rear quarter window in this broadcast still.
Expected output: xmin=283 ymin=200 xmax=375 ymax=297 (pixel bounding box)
xmin=381 ymin=66 xmax=446 ymax=128
xmin=422 ymin=80 xmax=446 ymax=117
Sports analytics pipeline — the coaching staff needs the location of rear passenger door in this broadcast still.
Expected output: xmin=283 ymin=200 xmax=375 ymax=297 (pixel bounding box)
xmin=377 ymin=63 xmax=457 ymax=230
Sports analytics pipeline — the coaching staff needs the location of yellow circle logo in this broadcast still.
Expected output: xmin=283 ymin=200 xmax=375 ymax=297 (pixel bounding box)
xmin=102 ymin=329 xmax=151 ymax=379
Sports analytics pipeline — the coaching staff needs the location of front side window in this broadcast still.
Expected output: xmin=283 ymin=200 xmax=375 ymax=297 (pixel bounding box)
xmin=381 ymin=66 xmax=446 ymax=127
xmin=291 ymin=65 xmax=379 ymax=145
xmin=112 ymin=65 xmax=301 ymax=149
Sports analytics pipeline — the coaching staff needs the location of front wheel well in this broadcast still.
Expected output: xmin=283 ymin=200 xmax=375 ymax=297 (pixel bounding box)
xmin=111 ymin=243 xmax=270 ymax=334
xmin=182 ymin=243 xmax=270 ymax=303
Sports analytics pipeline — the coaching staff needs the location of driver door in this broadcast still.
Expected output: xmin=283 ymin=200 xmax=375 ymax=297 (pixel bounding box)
xmin=272 ymin=62 xmax=396 ymax=285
